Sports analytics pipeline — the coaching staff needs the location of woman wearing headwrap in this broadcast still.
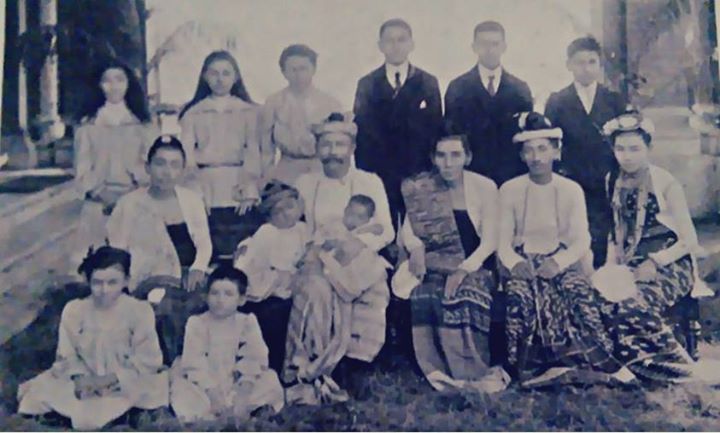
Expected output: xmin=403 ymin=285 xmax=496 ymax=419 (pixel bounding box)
xmin=281 ymin=112 xmax=393 ymax=404
xmin=600 ymin=108 xmax=716 ymax=383
xmin=498 ymin=112 xmax=631 ymax=387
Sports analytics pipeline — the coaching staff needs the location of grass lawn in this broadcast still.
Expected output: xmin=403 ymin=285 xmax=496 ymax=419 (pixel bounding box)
xmin=3 ymin=283 xmax=720 ymax=431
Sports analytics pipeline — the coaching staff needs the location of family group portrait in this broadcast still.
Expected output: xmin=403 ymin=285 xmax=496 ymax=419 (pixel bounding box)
xmin=4 ymin=0 xmax=720 ymax=431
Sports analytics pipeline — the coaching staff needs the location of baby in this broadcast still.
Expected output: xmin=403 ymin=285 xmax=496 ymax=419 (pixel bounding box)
xmin=234 ymin=181 xmax=309 ymax=301
xmin=170 ymin=266 xmax=284 ymax=423
xmin=314 ymin=194 xmax=383 ymax=266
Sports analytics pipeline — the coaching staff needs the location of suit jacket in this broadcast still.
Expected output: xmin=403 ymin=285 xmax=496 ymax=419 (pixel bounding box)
xmin=353 ymin=64 xmax=443 ymax=180
xmin=444 ymin=67 xmax=533 ymax=187
xmin=544 ymin=83 xmax=625 ymax=191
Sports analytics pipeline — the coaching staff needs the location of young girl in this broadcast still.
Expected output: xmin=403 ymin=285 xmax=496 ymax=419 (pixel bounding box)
xmin=261 ymin=44 xmax=342 ymax=185
xmin=170 ymin=266 xmax=284 ymax=423
xmin=179 ymin=51 xmax=264 ymax=260
xmin=72 ymin=61 xmax=158 ymax=268
xmin=17 ymin=246 xmax=168 ymax=430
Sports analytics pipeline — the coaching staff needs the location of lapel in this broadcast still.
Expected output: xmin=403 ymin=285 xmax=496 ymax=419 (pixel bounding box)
xmin=466 ymin=67 xmax=491 ymax=113
xmin=394 ymin=64 xmax=420 ymax=99
xmin=373 ymin=65 xmax=395 ymax=101
xmin=568 ymin=84 xmax=589 ymax=117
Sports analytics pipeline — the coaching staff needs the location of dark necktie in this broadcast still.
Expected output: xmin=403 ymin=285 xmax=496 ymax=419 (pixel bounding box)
xmin=487 ymin=75 xmax=496 ymax=97
xmin=393 ymin=71 xmax=402 ymax=98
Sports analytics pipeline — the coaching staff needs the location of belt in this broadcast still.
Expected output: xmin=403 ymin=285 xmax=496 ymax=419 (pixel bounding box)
xmin=197 ymin=162 xmax=244 ymax=169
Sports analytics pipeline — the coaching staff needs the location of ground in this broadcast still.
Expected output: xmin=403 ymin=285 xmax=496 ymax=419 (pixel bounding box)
xmin=2 ymin=223 xmax=720 ymax=431
xmin=3 ymin=283 xmax=720 ymax=432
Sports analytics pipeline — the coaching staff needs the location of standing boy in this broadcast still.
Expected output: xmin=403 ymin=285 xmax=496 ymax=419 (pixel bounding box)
xmin=544 ymin=36 xmax=626 ymax=268
xmin=444 ymin=20 xmax=533 ymax=187
xmin=353 ymin=18 xmax=443 ymax=232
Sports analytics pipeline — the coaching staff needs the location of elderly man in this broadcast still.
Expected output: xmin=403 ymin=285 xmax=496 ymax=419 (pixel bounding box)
xmin=282 ymin=112 xmax=394 ymax=404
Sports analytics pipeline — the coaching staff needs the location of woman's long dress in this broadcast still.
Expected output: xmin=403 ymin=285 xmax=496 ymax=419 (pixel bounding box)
xmin=402 ymin=173 xmax=500 ymax=391
xmin=603 ymin=189 xmax=699 ymax=382
xmin=17 ymin=296 xmax=168 ymax=430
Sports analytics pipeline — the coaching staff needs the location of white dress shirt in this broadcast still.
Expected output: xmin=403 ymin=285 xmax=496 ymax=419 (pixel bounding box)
xmin=294 ymin=166 xmax=395 ymax=252
xmin=385 ymin=61 xmax=409 ymax=89
xmin=574 ymin=81 xmax=597 ymax=114
xmin=477 ymin=63 xmax=503 ymax=94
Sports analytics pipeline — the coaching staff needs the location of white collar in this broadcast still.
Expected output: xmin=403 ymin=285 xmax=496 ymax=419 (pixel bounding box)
xmin=385 ymin=61 xmax=410 ymax=87
xmin=574 ymin=81 xmax=598 ymax=96
xmin=477 ymin=63 xmax=502 ymax=83
xmin=96 ymin=101 xmax=134 ymax=126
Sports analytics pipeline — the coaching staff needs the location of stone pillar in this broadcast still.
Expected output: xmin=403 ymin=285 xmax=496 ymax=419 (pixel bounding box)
xmin=38 ymin=0 xmax=64 ymax=141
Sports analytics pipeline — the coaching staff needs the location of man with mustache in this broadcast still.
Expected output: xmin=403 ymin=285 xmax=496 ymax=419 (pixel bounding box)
xmin=294 ymin=113 xmax=394 ymax=251
xmin=285 ymin=112 xmax=394 ymax=401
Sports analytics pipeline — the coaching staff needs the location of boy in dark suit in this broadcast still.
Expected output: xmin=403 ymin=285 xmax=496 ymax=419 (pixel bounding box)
xmin=544 ymin=36 xmax=626 ymax=269
xmin=353 ymin=19 xmax=443 ymax=372
xmin=353 ymin=18 xmax=443 ymax=232
xmin=444 ymin=20 xmax=533 ymax=187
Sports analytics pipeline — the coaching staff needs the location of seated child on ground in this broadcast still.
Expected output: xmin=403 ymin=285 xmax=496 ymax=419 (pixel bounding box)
xmin=169 ymin=266 xmax=284 ymax=423
xmin=17 ymin=246 xmax=168 ymax=430
xmin=233 ymin=181 xmax=309 ymax=301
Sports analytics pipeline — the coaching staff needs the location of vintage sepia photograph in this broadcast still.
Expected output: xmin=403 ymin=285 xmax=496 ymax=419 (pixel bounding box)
xmin=3 ymin=0 xmax=720 ymax=431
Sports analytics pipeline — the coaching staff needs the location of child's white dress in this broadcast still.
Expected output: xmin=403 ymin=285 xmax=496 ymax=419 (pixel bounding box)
xmin=170 ymin=312 xmax=284 ymax=423
xmin=234 ymin=222 xmax=309 ymax=301
xmin=17 ymin=295 xmax=168 ymax=430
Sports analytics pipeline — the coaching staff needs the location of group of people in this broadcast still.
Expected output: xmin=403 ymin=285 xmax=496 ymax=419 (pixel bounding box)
xmin=14 ymin=17 xmax=718 ymax=430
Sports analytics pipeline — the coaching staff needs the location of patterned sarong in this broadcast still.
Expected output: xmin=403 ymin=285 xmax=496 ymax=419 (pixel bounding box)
xmin=402 ymin=172 xmax=496 ymax=388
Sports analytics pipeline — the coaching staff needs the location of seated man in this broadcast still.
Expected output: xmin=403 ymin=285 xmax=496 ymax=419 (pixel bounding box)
xmin=282 ymin=113 xmax=394 ymax=404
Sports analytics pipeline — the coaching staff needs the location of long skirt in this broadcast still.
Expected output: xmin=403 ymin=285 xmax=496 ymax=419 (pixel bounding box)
xmin=169 ymin=365 xmax=284 ymax=423
xmin=411 ymin=269 xmax=507 ymax=392
xmin=240 ymin=297 xmax=293 ymax=375
xmin=17 ymin=369 xmax=168 ymax=430
xmin=71 ymin=201 xmax=110 ymax=270
xmin=602 ymin=255 xmax=700 ymax=382
xmin=505 ymin=249 xmax=620 ymax=385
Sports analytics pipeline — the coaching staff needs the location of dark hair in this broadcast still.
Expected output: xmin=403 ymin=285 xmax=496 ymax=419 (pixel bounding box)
xmin=379 ymin=18 xmax=413 ymax=38
xmin=279 ymin=44 xmax=318 ymax=70
xmin=609 ymin=129 xmax=652 ymax=147
xmin=147 ymin=135 xmax=187 ymax=164
xmin=435 ymin=134 xmax=472 ymax=156
xmin=179 ymin=51 xmax=254 ymax=120
xmin=206 ymin=266 xmax=248 ymax=296
xmin=567 ymin=36 xmax=602 ymax=59
xmin=77 ymin=245 xmax=131 ymax=281
xmin=349 ymin=194 xmax=376 ymax=219
xmin=77 ymin=60 xmax=151 ymax=123
xmin=473 ymin=21 xmax=505 ymax=40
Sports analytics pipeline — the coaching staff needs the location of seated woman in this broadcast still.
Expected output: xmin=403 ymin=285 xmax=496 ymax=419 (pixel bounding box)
xmin=17 ymin=246 xmax=168 ymax=430
xmin=170 ymin=266 xmax=284 ymax=424
xmin=601 ymin=108 xmax=716 ymax=383
xmin=398 ymin=135 xmax=508 ymax=392
xmin=107 ymin=135 xmax=212 ymax=292
xmin=498 ymin=112 xmax=629 ymax=386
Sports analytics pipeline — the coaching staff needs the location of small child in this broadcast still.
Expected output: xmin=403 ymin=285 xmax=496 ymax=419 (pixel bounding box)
xmin=17 ymin=246 xmax=168 ymax=430
xmin=233 ymin=181 xmax=309 ymax=301
xmin=314 ymin=194 xmax=384 ymax=266
xmin=170 ymin=266 xmax=284 ymax=423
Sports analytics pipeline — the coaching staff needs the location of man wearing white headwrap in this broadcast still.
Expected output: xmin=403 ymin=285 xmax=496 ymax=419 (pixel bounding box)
xmin=281 ymin=113 xmax=394 ymax=404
